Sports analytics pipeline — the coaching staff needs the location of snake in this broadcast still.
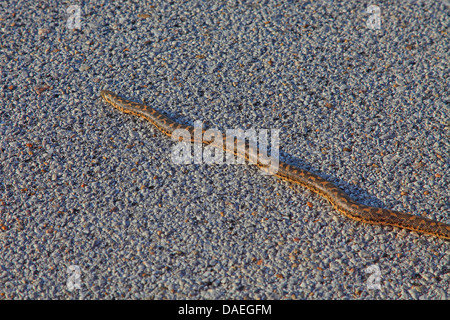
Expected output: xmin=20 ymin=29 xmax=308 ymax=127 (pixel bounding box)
xmin=100 ymin=90 xmax=450 ymax=240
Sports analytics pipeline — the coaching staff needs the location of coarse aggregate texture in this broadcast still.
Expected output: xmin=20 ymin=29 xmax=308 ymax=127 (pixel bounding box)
xmin=0 ymin=0 xmax=449 ymax=300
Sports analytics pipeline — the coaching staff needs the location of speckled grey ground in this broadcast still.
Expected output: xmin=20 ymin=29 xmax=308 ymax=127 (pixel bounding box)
xmin=0 ymin=0 xmax=449 ymax=300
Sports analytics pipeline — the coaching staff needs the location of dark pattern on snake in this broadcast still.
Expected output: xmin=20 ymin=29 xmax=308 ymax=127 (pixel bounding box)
xmin=100 ymin=90 xmax=450 ymax=240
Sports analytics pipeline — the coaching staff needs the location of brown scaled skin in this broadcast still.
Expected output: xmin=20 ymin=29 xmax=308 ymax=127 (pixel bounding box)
xmin=100 ymin=90 xmax=450 ymax=240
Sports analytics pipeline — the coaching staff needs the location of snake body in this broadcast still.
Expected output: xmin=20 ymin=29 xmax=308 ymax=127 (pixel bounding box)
xmin=100 ymin=90 xmax=450 ymax=240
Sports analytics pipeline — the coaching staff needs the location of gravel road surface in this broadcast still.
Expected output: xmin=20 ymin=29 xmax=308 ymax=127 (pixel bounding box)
xmin=0 ymin=0 xmax=449 ymax=299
